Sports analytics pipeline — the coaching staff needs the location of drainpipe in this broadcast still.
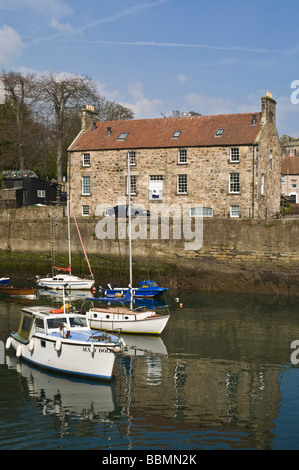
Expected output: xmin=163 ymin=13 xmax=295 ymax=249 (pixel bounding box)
xmin=252 ymin=145 xmax=255 ymax=219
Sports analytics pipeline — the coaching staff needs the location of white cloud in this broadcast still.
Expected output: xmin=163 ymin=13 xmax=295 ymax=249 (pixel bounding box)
xmin=0 ymin=25 xmax=24 ymax=65
xmin=185 ymin=93 xmax=235 ymax=115
xmin=49 ymin=18 xmax=75 ymax=34
xmin=177 ymin=74 xmax=188 ymax=84
xmin=0 ymin=0 xmax=72 ymax=19
xmin=122 ymin=80 xmax=163 ymax=119
xmin=276 ymin=95 xmax=299 ymax=137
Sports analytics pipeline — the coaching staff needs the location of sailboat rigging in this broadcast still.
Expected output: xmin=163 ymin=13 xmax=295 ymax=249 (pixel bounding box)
xmin=84 ymin=153 xmax=170 ymax=335
xmin=36 ymin=199 xmax=95 ymax=291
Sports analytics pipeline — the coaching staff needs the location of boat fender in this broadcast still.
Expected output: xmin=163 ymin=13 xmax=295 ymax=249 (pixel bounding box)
xmin=90 ymin=343 xmax=95 ymax=354
xmin=55 ymin=338 xmax=62 ymax=351
xmin=28 ymin=338 xmax=35 ymax=352
xmin=16 ymin=345 xmax=22 ymax=358
xmin=60 ymin=323 xmax=70 ymax=338
xmin=110 ymin=346 xmax=121 ymax=353
xmin=5 ymin=337 xmax=12 ymax=350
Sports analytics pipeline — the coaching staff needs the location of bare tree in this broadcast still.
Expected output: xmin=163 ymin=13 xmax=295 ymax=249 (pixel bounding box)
xmin=36 ymin=72 xmax=98 ymax=182
xmin=0 ymin=70 xmax=38 ymax=170
xmin=94 ymin=95 xmax=134 ymax=121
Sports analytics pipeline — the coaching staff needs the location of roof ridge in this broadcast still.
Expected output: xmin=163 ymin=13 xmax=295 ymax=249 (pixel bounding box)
xmin=96 ymin=111 xmax=261 ymax=125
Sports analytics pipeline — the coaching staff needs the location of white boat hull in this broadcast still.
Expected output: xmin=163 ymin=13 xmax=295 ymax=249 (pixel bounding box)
xmin=37 ymin=274 xmax=94 ymax=290
xmin=8 ymin=333 xmax=116 ymax=381
xmin=87 ymin=309 xmax=170 ymax=335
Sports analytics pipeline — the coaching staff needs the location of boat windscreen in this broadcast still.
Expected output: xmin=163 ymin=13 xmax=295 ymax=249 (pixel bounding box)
xmin=47 ymin=317 xmax=67 ymax=329
xmin=17 ymin=314 xmax=34 ymax=340
xmin=69 ymin=316 xmax=87 ymax=327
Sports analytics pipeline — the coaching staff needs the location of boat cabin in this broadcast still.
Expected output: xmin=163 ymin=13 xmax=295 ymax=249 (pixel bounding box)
xmin=14 ymin=307 xmax=89 ymax=343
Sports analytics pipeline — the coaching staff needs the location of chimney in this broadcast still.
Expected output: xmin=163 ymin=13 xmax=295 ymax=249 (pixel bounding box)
xmin=261 ymin=91 xmax=276 ymax=125
xmin=81 ymin=105 xmax=99 ymax=132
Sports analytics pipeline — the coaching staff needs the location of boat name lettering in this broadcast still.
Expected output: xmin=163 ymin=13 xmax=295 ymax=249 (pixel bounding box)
xmin=83 ymin=346 xmax=113 ymax=353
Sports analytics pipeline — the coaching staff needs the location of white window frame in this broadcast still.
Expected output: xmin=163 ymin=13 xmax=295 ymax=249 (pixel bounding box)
xmin=230 ymin=148 xmax=240 ymax=163
xmin=82 ymin=153 xmax=90 ymax=167
xmin=177 ymin=174 xmax=187 ymax=194
xmin=127 ymin=175 xmax=136 ymax=195
xmin=82 ymin=205 xmax=90 ymax=216
xmin=190 ymin=207 xmax=213 ymax=217
xmin=178 ymin=149 xmax=187 ymax=164
xmin=37 ymin=190 xmax=46 ymax=198
xmin=230 ymin=205 xmax=240 ymax=218
xmin=128 ymin=151 xmax=136 ymax=165
xmin=82 ymin=176 xmax=91 ymax=195
xmin=229 ymin=173 xmax=240 ymax=193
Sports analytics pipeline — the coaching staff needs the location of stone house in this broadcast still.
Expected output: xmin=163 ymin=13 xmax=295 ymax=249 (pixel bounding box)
xmin=280 ymin=135 xmax=299 ymax=159
xmin=281 ymin=156 xmax=299 ymax=203
xmin=68 ymin=93 xmax=281 ymax=219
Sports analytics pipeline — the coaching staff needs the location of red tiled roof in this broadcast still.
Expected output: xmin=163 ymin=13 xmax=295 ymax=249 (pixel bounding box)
xmin=70 ymin=112 xmax=263 ymax=152
xmin=282 ymin=156 xmax=299 ymax=175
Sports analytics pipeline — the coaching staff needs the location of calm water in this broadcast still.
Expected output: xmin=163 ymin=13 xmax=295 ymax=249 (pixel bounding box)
xmin=1 ymin=288 xmax=299 ymax=451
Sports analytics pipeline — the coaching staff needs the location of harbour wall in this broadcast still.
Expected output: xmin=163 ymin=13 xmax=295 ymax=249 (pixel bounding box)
xmin=0 ymin=205 xmax=299 ymax=295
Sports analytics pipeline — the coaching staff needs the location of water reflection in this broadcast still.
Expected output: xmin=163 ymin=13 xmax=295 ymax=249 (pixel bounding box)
xmin=1 ymin=290 xmax=299 ymax=449
xmin=6 ymin=355 xmax=119 ymax=421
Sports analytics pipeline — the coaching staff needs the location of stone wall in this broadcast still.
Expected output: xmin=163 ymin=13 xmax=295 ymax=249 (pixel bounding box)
xmin=1 ymin=206 xmax=299 ymax=295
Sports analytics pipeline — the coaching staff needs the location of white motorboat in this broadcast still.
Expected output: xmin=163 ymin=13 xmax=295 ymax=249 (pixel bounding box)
xmin=6 ymin=306 xmax=124 ymax=381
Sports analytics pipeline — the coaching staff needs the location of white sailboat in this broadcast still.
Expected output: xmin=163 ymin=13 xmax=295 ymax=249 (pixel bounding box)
xmin=85 ymin=154 xmax=170 ymax=335
xmin=36 ymin=199 xmax=95 ymax=290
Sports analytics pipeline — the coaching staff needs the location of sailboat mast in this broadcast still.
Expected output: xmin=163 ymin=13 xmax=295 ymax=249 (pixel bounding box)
xmin=127 ymin=153 xmax=133 ymax=289
xmin=67 ymin=198 xmax=72 ymax=275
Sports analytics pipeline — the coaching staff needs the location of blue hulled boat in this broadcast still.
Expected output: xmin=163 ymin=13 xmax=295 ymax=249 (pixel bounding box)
xmin=104 ymin=280 xmax=167 ymax=299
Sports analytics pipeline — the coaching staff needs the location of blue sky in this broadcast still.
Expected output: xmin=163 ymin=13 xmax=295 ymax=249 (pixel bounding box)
xmin=0 ymin=0 xmax=299 ymax=136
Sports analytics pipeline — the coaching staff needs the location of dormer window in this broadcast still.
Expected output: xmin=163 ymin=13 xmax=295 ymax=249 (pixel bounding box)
xmin=215 ymin=128 xmax=224 ymax=136
xmin=172 ymin=130 xmax=181 ymax=139
xmin=117 ymin=132 xmax=128 ymax=141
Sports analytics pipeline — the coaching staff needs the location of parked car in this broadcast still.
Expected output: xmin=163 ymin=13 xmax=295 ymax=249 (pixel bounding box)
xmin=104 ymin=204 xmax=150 ymax=217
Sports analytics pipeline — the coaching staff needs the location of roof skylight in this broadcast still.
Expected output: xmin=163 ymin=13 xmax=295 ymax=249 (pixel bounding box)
xmin=117 ymin=132 xmax=129 ymax=141
xmin=172 ymin=130 xmax=181 ymax=139
xmin=215 ymin=128 xmax=224 ymax=136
